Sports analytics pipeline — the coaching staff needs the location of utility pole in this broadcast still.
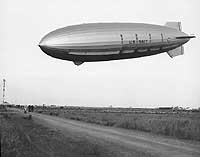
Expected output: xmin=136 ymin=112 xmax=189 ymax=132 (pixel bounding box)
xmin=2 ymin=79 xmax=5 ymax=104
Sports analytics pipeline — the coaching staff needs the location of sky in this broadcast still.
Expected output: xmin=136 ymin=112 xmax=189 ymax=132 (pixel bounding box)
xmin=0 ymin=0 xmax=200 ymax=108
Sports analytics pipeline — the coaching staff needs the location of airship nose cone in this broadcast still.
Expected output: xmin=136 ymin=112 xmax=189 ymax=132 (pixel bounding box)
xmin=38 ymin=28 xmax=69 ymax=57
xmin=39 ymin=34 xmax=51 ymax=47
xmin=38 ymin=38 xmax=44 ymax=47
xmin=38 ymin=31 xmax=56 ymax=53
xmin=38 ymin=34 xmax=54 ymax=55
xmin=38 ymin=38 xmax=48 ymax=54
xmin=39 ymin=27 xmax=70 ymax=47
xmin=38 ymin=43 xmax=48 ymax=55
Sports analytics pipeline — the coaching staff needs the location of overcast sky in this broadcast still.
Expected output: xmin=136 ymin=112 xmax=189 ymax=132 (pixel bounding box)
xmin=0 ymin=0 xmax=199 ymax=108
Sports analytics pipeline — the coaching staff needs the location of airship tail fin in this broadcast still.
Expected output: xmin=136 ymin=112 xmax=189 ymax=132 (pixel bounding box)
xmin=167 ymin=46 xmax=184 ymax=58
xmin=165 ymin=22 xmax=182 ymax=31
xmin=165 ymin=22 xmax=184 ymax=57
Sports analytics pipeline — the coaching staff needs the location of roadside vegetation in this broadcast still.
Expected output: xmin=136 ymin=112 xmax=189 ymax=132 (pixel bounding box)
xmin=0 ymin=106 xmax=116 ymax=157
xmin=35 ymin=106 xmax=200 ymax=141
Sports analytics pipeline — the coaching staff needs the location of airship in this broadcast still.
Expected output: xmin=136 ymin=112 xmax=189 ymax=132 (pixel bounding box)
xmin=39 ymin=22 xmax=195 ymax=65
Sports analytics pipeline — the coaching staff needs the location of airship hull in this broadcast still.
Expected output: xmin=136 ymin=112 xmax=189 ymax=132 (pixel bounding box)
xmin=39 ymin=22 xmax=194 ymax=65
xmin=39 ymin=42 xmax=182 ymax=61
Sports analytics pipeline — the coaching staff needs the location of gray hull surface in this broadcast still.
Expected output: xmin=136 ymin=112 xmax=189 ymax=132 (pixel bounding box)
xmin=39 ymin=23 xmax=194 ymax=65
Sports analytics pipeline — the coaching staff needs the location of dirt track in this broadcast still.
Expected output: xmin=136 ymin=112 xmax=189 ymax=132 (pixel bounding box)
xmin=11 ymin=109 xmax=200 ymax=157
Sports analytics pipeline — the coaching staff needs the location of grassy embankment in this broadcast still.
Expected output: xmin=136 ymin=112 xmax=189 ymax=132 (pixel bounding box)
xmin=37 ymin=107 xmax=200 ymax=141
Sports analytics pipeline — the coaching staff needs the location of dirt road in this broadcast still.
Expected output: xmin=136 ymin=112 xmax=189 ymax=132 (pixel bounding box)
xmin=15 ymin=109 xmax=200 ymax=157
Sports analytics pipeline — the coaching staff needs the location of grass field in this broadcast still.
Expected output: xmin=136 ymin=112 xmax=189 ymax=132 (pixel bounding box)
xmin=35 ymin=107 xmax=200 ymax=141
xmin=0 ymin=107 xmax=117 ymax=157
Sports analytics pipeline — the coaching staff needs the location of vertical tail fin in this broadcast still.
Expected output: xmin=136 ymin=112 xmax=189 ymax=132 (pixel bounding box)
xmin=165 ymin=22 xmax=182 ymax=31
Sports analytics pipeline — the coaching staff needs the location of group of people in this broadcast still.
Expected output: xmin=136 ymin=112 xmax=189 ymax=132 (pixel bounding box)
xmin=24 ymin=105 xmax=34 ymax=113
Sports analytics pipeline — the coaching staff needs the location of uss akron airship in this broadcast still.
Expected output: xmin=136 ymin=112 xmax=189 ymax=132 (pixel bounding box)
xmin=39 ymin=22 xmax=195 ymax=65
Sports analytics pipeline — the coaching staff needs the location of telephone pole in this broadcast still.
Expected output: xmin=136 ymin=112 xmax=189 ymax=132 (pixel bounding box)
xmin=3 ymin=79 xmax=6 ymax=104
